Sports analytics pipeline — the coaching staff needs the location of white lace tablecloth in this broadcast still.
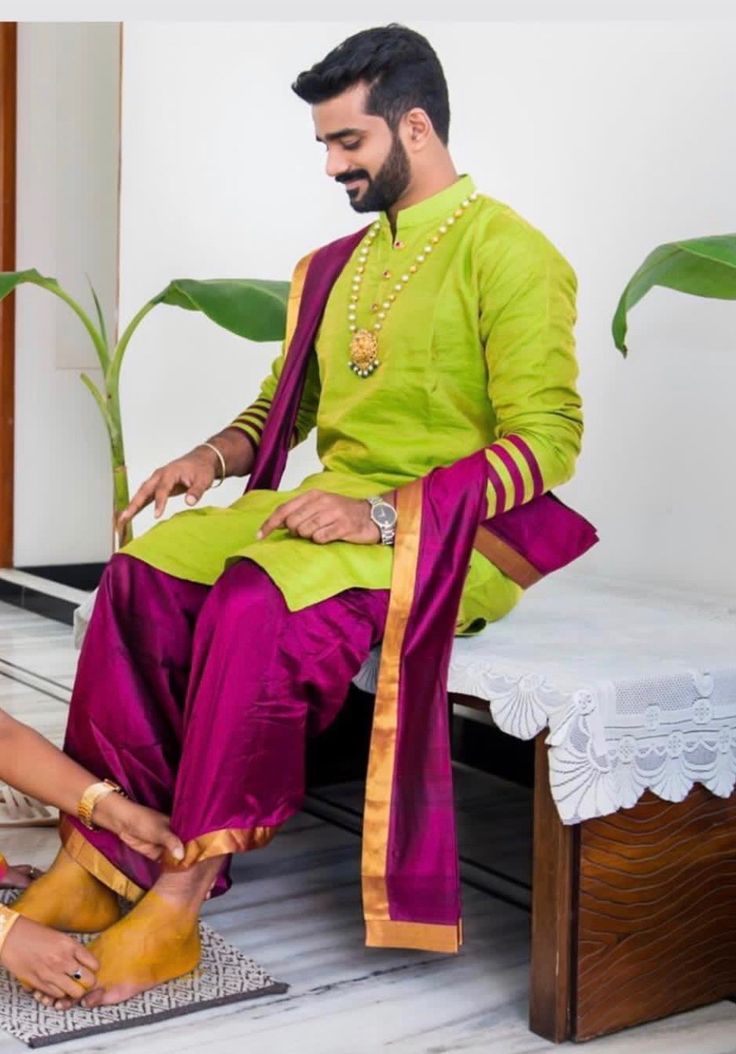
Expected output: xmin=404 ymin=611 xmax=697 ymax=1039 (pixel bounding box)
xmin=352 ymin=572 xmax=736 ymax=825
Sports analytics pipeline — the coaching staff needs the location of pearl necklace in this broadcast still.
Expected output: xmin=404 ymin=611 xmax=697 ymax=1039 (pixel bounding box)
xmin=347 ymin=190 xmax=479 ymax=377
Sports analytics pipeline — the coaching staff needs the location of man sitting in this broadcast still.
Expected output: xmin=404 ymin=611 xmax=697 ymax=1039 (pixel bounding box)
xmin=16 ymin=24 xmax=583 ymax=1007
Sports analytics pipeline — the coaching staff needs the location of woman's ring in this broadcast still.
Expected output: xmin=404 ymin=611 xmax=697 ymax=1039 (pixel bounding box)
xmin=70 ymin=970 xmax=83 ymax=981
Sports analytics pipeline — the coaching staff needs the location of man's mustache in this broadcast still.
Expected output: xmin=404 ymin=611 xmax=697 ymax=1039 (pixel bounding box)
xmin=335 ymin=171 xmax=370 ymax=185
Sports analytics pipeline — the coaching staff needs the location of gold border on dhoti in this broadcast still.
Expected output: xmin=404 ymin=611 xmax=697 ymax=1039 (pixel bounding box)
xmin=162 ymin=825 xmax=278 ymax=870
xmin=61 ymin=815 xmax=278 ymax=887
xmin=360 ymin=482 xmax=462 ymax=953
xmin=60 ymin=816 xmax=145 ymax=903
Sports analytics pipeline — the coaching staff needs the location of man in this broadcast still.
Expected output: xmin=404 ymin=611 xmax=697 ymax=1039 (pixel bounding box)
xmin=16 ymin=25 xmax=589 ymax=1008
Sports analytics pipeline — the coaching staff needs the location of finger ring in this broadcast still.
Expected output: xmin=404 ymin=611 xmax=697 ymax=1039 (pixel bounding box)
xmin=70 ymin=970 xmax=83 ymax=981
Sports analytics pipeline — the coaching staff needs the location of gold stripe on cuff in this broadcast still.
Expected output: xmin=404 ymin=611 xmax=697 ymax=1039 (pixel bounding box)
xmin=60 ymin=816 xmax=145 ymax=903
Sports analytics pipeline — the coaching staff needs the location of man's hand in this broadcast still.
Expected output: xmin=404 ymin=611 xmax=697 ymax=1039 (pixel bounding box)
xmin=258 ymin=490 xmax=381 ymax=545
xmin=117 ymin=447 xmax=220 ymax=530
xmin=116 ymin=429 xmax=256 ymax=533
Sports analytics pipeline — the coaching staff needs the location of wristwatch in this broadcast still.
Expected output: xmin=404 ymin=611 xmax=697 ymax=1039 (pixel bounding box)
xmin=367 ymin=496 xmax=397 ymax=546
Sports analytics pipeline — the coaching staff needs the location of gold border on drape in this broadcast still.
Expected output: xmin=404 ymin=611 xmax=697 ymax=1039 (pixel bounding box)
xmin=360 ymin=481 xmax=462 ymax=953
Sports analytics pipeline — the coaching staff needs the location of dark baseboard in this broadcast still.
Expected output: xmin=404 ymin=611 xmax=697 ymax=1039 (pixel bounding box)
xmin=0 ymin=562 xmax=104 ymax=627
xmin=21 ymin=563 xmax=106 ymax=591
xmin=0 ymin=579 xmax=75 ymax=626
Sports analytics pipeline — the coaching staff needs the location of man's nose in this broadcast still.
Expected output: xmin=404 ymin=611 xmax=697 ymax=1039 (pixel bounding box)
xmin=325 ymin=149 xmax=350 ymax=180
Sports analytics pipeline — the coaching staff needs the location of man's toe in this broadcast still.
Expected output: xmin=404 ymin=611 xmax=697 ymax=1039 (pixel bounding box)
xmin=80 ymin=987 xmax=105 ymax=1010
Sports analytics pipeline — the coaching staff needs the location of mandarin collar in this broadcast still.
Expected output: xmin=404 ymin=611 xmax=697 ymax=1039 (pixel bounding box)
xmin=377 ymin=174 xmax=476 ymax=236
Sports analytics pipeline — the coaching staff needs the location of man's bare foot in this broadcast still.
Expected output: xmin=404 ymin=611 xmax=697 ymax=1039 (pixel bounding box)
xmin=13 ymin=847 xmax=122 ymax=933
xmin=79 ymin=889 xmax=201 ymax=1007
xmin=72 ymin=858 xmax=222 ymax=1009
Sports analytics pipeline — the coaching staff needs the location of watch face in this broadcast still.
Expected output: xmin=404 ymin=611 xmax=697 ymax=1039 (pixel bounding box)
xmin=373 ymin=502 xmax=397 ymax=528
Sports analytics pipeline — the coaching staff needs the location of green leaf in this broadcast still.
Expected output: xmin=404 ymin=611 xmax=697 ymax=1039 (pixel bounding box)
xmin=0 ymin=268 xmax=57 ymax=298
xmin=0 ymin=268 xmax=109 ymax=369
xmin=87 ymin=276 xmax=110 ymax=356
xmin=153 ymin=278 xmax=289 ymax=342
xmin=612 ymin=234 xmax=736 ymax=356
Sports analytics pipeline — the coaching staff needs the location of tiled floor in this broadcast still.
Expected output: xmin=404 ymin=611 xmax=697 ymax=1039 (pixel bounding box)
xmin=1 ymin=598 xmax=735 ymax=1053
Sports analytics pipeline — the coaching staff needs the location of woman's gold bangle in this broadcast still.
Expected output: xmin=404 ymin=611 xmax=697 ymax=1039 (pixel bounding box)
xmin=77 ymin=780 xmax=124 ymax=830
xmin=0 ymin=905 xmax=20 ymax=958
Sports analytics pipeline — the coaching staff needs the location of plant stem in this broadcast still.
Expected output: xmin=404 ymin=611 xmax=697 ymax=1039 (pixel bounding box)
xmin=104 ymin=299 xmax=159 ymax=545
xmin=113 ymin=464 xmax=132 ymax=549
xmin=42 ymin=281 xmax=109 ymax=372
xmin=107 ymin=299 xmax=157 ymax=392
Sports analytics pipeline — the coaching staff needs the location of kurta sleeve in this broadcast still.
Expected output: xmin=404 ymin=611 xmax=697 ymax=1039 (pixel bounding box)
xmin=227 ymin=342 xmax=321 ymax=452
xmin=477 ymin=222 xmax=583 ymax=518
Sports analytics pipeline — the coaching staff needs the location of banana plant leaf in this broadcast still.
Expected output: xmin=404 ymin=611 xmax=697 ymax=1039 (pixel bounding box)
xmin=0 ymin=268 xmax=55 ymax=298
xmin=612 ymin=234 xmax=736 ymax=356
xmin=0 ymin=269 xmax=109 ymax=366
xmin=153 ymin=278 xmax=290 ymax=342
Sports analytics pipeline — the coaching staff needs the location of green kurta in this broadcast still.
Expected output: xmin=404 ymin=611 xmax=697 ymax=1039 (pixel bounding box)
xmin=123 ymin=175 xmax=582 ymax=634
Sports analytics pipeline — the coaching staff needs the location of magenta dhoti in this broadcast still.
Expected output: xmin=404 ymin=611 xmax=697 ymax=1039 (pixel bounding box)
xmin=62 ymin=553 xmax=389 ymax=899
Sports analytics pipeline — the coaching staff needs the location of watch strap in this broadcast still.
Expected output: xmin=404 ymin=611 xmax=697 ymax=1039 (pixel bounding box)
xmin=367 ymin=496 xmax=397 ymax=546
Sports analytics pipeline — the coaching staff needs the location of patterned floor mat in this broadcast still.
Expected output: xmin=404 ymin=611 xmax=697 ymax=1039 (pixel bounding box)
xmin=0 ymin=893 xmax=288 ymax=1047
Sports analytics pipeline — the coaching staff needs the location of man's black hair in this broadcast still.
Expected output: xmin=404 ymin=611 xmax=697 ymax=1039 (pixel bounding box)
xmin=292 ymin=24 xmax=450 ymax=146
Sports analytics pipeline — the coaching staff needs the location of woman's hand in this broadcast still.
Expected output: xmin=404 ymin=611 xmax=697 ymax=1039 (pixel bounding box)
xmin=1 ymin=915 xmax=98 ymax=1005
xmin=257 ymin=491 xmax=381 ymax=545
xmin=93 ymin=795 xmax=185 ymax=863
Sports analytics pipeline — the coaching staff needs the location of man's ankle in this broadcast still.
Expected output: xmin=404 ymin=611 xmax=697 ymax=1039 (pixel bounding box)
xmin=153 ymin=861 xmax=221 ymax=907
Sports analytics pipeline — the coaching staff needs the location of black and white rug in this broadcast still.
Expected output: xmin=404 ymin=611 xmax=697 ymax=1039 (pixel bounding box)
xmin=0 ymin=894 xmax=288 ymax=1047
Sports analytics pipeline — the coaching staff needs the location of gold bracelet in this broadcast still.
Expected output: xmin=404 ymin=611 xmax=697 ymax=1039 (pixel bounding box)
xmin=200 ymin=441 xmax=226 ymax=488
xmin=0 ymin=905 xmax=20 ymax=958
xmin=77 ymin=779 xmax=124 ymax=831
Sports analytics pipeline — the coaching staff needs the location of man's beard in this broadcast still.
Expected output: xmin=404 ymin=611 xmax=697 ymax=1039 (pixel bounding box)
xmin=339 ymin=133 xmax=411 ymax=214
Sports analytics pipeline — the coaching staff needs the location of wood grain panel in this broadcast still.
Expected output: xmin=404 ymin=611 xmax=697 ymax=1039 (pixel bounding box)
xmin=528 ymin=733 xmax=577 ymax=1042
xmin=0 ymin=23 xmax=16 ymax=567
xmin=574 ymin=786 xmax=736 ymax=1040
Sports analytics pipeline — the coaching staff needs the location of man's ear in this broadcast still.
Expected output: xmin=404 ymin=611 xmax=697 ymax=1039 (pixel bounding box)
xmin=404 ymin=107 xmax=432 ymax=149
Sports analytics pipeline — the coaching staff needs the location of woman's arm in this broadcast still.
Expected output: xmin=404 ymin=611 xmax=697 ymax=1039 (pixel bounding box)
xmin=0 ymin=710 xmax=183 ymax=861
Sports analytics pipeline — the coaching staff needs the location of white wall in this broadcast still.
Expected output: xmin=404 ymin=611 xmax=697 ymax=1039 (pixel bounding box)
xmin=115 ymin=18 xmax=736 ymax=594
xmin=14 ymin=22 xmax=120 ymax=566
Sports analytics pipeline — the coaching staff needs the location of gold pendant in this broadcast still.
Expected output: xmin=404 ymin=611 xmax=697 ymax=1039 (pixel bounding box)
xmin=349 ymin=329 xmax=380 ymax=378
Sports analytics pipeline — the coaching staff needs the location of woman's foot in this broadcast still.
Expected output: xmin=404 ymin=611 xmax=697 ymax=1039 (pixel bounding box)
xmin=0 ymin=863 xmax=43 ymax=890
xmin=79 ymin=889 xmax=201 ymax=1007
xmin=13 ymin=847 xmax=122 ymax=933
